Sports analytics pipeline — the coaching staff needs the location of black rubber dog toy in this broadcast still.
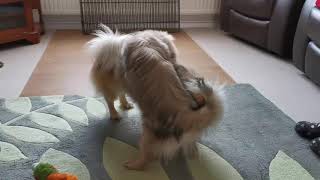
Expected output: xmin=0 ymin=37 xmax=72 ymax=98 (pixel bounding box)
xmin=295 ymin=121 xmax=320 ymax=139
xmin=311 ymin=137 xmax=320 ymax=156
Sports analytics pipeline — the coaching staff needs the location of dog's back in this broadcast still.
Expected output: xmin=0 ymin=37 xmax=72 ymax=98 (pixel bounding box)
xmin=124 ymin=40 xmax=191 ymax=117
xmin=125 ymin=33 xmax=222 ymax=129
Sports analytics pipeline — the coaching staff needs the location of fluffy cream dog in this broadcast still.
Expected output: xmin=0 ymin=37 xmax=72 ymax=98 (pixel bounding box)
xmin=87 ymin=25 xmax=224 ymax=170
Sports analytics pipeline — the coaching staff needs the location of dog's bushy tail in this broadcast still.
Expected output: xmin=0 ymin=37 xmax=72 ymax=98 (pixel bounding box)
xmin=180 ymin=80 xmax=225 ymax=132
xmin=86 ymin=24 xmax=129 ymax=77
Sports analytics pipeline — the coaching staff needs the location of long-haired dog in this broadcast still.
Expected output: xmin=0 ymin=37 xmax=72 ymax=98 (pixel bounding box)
xmin=87 ymin=25 xmax=224 ymax=170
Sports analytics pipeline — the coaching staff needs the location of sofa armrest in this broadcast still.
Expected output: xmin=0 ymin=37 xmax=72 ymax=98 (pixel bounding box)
xmin=293 ymin=0 xmax=317 ymax=71
xmin=220 ymin=0 xmax=232 ymax=32
xmin=268 ymin=0 xmax=306 ymax=57
xmin=306 ymin=8 xmax=320 ymax=48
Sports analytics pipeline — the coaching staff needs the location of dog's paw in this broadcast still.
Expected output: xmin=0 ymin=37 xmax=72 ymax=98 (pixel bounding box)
xmin=110 ymin=113 xmax=121 ymax=121
xmin=120 ymin=103 xmax=134 ymax=110
xmin=110 ymin=117 xmax=121 ymax=121
xmin=123 ymin=159 xmax=145 ymax=171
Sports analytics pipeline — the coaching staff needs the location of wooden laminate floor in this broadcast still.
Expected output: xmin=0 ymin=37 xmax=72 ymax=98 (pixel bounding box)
xmin=21 ymin=30 xmax=234 ymax=97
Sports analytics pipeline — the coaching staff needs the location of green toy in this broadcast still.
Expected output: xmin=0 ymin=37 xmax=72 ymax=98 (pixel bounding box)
xmin=33 ymin=163 xmax=78 ymax=180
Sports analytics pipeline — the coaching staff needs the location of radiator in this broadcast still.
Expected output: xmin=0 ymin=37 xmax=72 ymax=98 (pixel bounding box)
xmin=79 ymin=0 xmax=180 ymax=33
xmin=41 ymin=0 xmax=221 ymax=15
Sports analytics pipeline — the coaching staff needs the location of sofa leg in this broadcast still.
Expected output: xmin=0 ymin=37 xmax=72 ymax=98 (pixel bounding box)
xmin=25 ymin=32 xmax=40 ymax=44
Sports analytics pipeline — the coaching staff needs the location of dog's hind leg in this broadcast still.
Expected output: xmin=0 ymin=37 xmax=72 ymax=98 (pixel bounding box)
xmin=104 ymin=95 xmax=120 ymax=120
xmin=119 ymin=94 xmax=133 ymax=110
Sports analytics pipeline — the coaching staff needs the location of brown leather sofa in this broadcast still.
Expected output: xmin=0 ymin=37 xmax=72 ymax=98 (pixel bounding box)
xmin=220 ymin=0 xmax=305 ymax=57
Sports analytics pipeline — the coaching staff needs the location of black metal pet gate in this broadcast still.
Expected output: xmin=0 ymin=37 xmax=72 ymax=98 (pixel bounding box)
xmin=79 ymin=0 xmax=180 ymax=33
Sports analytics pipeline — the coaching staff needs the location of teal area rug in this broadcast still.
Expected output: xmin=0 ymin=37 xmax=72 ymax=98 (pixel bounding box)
xmin=0 ymin=84 xmax=319 ymax=180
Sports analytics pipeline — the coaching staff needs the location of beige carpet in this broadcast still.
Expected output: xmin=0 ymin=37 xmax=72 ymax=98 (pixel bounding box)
xmin=185 ymin=28 xmax=320 ymax=123
xmin=21 ymin=30 xmax=234 ymax=97
xmin=0 ymin=32 xmax=52 ymax=98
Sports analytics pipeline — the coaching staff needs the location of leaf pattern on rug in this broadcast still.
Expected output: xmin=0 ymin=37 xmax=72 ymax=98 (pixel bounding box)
xmin=187 ymin=143 xmax=243 ymax=180
xmin=1 ymin=87 xmax=319 ymax=179
xmin=269 ymin=151 xmax=314 ymax=180
xmin=0 ymin=125 xmax=59 ymax=143
xmin=41 ymin=95 xmax=64 ymax=104
xmin=103 ymin=137 xmax=170 ymax=180
xmin=0 ymin=141 xmax=27 ymax=162
xmin=29 ymin=112 xmax=72 ymax=132
xmin=39 ymin=148 xmax=90 ymax=180
xmin=86 ymin=98 xmax=107 ymax=118
xmin=0 ymin=96 xmax=104 ymax=161
xmin=5 ymin=97 xmax=32 ymax=114
xmin=58 ymin=103 xmax=89 ymax=126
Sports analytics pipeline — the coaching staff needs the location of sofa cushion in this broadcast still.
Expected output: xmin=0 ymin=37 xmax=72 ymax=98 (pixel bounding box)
xmin=231 ymin=0 xmax=275 ymax=20
xmin=305 ymin=42 xmax=320 ymax=85
xmin=229 ymin=9 xmax=269 ymax=48
xmin=306 ymin=7 xmax=320 ymax=47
